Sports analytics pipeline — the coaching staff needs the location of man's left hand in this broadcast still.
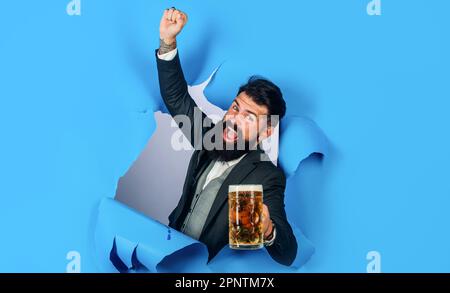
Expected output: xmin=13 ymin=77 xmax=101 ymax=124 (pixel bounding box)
xmin=262 ymin=204 xmax=274 ymax=239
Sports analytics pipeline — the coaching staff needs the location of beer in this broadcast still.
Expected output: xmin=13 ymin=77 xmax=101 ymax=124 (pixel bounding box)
xmin=228 ymin=184 xmax=264 ymax=249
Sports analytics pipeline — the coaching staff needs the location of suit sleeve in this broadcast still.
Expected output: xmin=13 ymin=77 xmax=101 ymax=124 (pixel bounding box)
xmin=155 ymin=49 xmax=213 ymax=148
xmin=262 ymin=168 xmax=298 ymax=266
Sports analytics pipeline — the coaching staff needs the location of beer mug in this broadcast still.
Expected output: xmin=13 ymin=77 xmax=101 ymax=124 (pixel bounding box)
xmin=228 ymin=184 xmax=264 ymax=249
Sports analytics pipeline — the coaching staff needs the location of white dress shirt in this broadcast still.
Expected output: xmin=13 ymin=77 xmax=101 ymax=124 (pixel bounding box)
xmin=158 ymin=48 xmax=178 ymax=61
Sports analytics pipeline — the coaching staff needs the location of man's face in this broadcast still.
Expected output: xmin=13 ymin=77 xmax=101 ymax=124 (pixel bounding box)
xmin=222 ymin=91 xmax=272 ymax=149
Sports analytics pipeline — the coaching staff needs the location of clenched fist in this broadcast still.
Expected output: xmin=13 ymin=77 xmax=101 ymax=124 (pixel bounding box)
xmin=159 ymin=8 xmax=188 ymax=45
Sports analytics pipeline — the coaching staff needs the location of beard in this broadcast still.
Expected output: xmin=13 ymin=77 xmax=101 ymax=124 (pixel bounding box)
xmin=207 ymin=120 xmax=258 ymax=162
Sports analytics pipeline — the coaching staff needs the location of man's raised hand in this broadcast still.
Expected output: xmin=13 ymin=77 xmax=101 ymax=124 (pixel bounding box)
xmin=159 ymin=8 xmax=188 ymax=46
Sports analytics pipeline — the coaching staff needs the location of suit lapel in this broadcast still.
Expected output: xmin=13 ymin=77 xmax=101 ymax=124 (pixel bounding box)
xmin=192 ymin=149 xmax=212 ymax=186
xmin=200 ymin=148 xmax=263 ymax=237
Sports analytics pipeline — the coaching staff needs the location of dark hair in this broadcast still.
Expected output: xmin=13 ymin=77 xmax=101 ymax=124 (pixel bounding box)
xmin=237 ymin=76 xmax=286 ymax=124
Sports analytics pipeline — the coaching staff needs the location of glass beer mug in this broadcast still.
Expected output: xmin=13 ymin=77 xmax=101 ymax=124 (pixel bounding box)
xmin=228 ymin=184 xmax=264 ymax=249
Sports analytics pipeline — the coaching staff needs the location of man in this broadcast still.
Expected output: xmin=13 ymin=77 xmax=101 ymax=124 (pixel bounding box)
xmin=156 ymin=8 xmax=297 ymax=266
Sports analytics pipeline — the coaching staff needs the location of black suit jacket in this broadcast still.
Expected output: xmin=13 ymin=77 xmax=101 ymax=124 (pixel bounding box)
xmin=155 ymin=49 xmax=298 ymax=266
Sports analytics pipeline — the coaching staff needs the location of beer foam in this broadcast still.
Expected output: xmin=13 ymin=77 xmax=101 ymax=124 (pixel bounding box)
xmin=228 ymin=184 xmax=263 ymax=193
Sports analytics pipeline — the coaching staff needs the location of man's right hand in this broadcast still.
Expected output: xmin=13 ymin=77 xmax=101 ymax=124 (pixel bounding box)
xmin=159 ymin=8 xmax=188 ymax=46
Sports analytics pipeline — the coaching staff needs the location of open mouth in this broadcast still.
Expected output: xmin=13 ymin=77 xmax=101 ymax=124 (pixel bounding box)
xmin=223 ymin=125 xmax=238 ymax=143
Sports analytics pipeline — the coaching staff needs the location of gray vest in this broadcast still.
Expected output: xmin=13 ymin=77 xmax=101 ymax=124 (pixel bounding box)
xmin=181 ymin=160 xmax=236 ymax=240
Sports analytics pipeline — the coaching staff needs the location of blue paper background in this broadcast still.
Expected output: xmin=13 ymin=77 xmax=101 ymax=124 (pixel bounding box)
xmin=1 ymin=0 xmax=449 ymax=272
